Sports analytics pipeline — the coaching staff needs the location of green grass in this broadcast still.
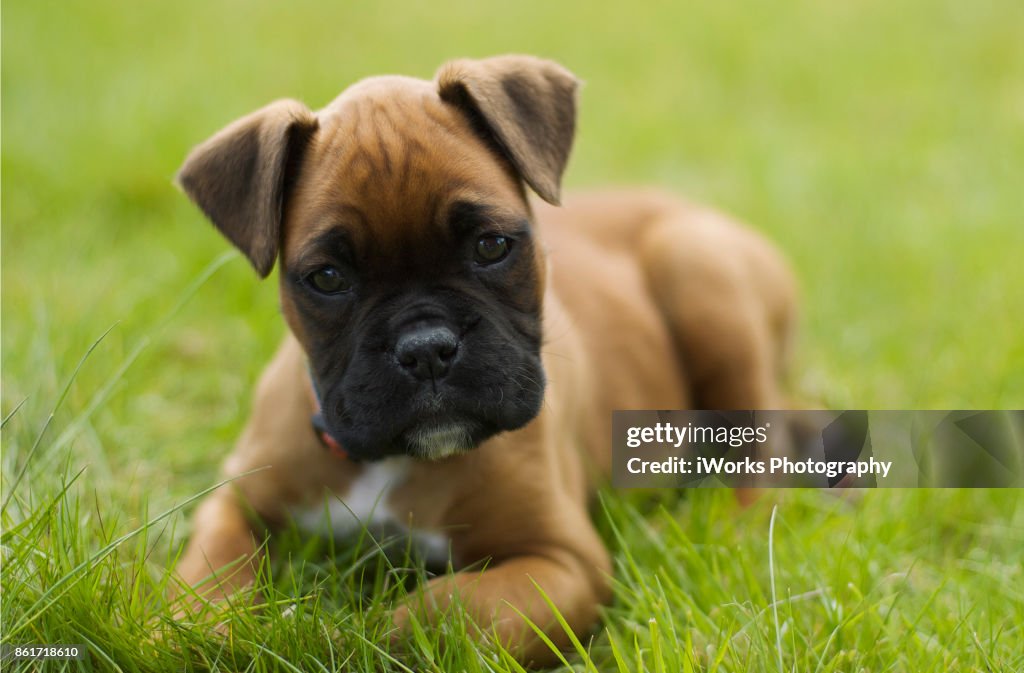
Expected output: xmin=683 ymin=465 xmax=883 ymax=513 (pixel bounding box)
xmin=2 ymin=0 xmax=1023 ymax=670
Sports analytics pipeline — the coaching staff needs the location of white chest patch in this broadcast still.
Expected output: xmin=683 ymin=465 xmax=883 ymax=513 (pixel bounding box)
xmin=287 ymin=457 xmax=450 ymax=565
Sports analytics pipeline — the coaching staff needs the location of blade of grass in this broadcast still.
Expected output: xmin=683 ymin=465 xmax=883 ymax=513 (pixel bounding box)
xmin=769 ymin=504 xmax=785 ymax=673
xmin=2 ymin=323 xmax=117 ymax=511
xmin=49 ymin=251 xmax=238 ymax=458
xmin=7 ymin=469 xmax=266 ymax=639
xmin=1 ymin=397 xmax=28 ymax=429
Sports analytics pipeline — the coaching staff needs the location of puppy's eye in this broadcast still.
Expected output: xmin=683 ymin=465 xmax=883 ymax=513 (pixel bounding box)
xmin=475 ymin=235 xmax=510 ymax=265
xmin=307 ymin=267 xmax=351 ymax=294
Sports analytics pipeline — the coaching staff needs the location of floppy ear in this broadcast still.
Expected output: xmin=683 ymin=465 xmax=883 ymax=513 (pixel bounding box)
xmin=176 ymin=100 xmax=318 ymax=277
xmin=436 ymin=55 xmax=578 ymax=205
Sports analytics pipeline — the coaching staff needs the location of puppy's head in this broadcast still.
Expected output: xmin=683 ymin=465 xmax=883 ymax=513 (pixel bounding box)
xmin=177 ymin=55 xmax=578 ymax=461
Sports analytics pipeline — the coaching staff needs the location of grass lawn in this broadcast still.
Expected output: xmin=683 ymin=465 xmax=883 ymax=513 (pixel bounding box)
xmin=2 ymin=0 xmax=1023 ymax=670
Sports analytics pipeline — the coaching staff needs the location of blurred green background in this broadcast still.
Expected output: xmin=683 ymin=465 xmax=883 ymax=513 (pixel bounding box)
xmin=3 ymin=2 xmax=1023 ymax=670
xmin=5 ymin=0 xmax=1024 ymax=425
xmin=3 ymin=0 xmax=1023 ymax=506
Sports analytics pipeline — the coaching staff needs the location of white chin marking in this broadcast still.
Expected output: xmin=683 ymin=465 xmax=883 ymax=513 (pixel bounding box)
xmin=409 ymin=424 xmax=473 ymax=460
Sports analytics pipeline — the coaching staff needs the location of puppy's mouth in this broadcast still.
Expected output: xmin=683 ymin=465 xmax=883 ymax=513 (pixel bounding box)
xmin=311 ymin=349 xmax=544 ymax=462
xmin=399 ymin=418 xmax=482 ymax=460
xmin=312 ymin=395 xmax=491 ymax=462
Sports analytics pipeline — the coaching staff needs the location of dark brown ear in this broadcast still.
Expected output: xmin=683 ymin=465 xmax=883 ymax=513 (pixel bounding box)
xmin=436 ymin=55 xmax=578 ymax=205
xmin=176 ymin=100 xmax=318 ymax=277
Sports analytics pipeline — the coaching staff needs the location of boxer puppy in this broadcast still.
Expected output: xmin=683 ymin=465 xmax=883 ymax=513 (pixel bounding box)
xmin=174 ymin=55 xmax=796 ymax=665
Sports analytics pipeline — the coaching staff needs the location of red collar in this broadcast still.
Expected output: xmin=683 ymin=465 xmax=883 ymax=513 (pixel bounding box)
xmin=308 ymin=376 xmax=356 ymax=461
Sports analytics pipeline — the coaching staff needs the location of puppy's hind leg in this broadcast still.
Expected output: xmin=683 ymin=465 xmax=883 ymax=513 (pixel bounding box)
xmin=639 ymin=206 xmax=798 ymax=410
xmin=640 ymin=208 xmax=798 ymax=504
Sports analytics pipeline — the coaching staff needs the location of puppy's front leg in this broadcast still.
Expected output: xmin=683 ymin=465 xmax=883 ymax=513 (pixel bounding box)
xmin=174 ymin=489 xmax=262 ymax=611
xmin=393 ymin=503 xmax=611 ymax=666
xmin=173 ymin=336 xmax=326 ymax=611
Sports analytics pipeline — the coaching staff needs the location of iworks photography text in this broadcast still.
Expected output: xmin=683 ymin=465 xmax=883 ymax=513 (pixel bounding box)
xmin=626 ymin=453 xmax=891 ymax=480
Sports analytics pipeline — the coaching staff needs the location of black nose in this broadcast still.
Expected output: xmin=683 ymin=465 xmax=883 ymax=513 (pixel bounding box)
xmin=395 ymin=326 xmax=459 ymax=381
